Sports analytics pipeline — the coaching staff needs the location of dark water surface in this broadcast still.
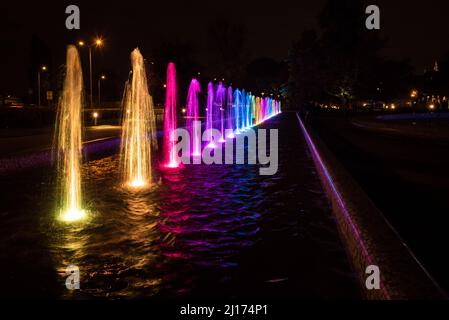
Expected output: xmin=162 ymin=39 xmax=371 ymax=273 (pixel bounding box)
xmin=0 ymin=114 xmax=360 ymax=299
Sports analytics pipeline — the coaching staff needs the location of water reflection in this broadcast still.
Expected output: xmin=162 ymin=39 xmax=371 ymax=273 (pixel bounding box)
xmin=47 ymin=153 xmax=267 ymax=298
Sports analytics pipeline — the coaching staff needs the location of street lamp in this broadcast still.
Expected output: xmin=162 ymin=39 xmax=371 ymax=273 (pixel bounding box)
xmin=98 ymin=75 xmax=106 ymax=106
xmin=92 ymin=112 xmax=99 ymax=126
xmin=78 ymin=38 xmax=104 ymax=108
xmin=37 ymin=65 xmax=47 ymax=106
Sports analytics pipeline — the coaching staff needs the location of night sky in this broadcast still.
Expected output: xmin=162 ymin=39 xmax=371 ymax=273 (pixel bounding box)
xmin=2 ymin=0 xmax=449 ymax=95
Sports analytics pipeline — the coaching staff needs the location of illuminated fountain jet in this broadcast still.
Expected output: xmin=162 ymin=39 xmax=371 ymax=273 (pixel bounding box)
xmin=250 ymin=95 xmax=256 ymax=127
xmin=215 ymin=82 xmax=226 ymax=143
xmin=226 ymin=86 xmax=235 ymax=139
xmin=120 ymin=48 xmax=157 ymax=189
xmin=233 ymin=89 xmax=242 ymax=135
xmin=205 ymin=82 xmax=217 ymax=148
xmin=240 ymin=90 xmax=247 ymax=132
xmin=245 ymin=92 xmax=252 ymax=130
xmin=186 ymin=78 xmax=201 ymax=157
xmin=55 ymin=45 xmax=86 ymax=222
xmin=163 ymin=62 xmax=180 ymax=168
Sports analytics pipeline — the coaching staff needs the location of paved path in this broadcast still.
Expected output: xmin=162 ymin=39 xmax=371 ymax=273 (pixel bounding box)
xmin=0 ymin=126 xmax=121 ymax=157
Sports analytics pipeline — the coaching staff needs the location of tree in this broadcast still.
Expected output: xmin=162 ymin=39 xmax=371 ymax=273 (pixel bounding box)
xmin=288 ymin=0 xmax=387 ymax=108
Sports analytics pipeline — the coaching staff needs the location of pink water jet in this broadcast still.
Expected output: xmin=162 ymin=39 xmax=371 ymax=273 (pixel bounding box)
xmin=163 ymin=62 xmax=180 ymax=169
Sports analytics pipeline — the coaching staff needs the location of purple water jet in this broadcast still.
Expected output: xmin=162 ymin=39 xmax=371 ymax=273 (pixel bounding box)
xmin=215 ymin=82 xmax=226 ymax=143
xmin=186 ymin=78 xmax=201 ymax=156
xmin=226 ymin=86 xmax=235 ymax=139
xmin=205 ymin=82 xmax=217 ymax=149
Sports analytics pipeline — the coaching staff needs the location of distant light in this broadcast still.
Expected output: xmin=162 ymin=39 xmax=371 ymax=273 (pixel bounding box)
xmin=197 ymin=72 xmax=201 ymax=75
xmin=95 ymin=38 xmax=103 ymax=46
xmin=163 ymin=84 xmax=167 ymax=88
xmin=391 ymin=104 xmax=396 ymax=110
xmin=429 ymin=104 xmax=435 ymax=110
xmin=78 ymin=41 xmax=85 ymax=46
xmin=101 ymin=75 xmax=106 ymax=80
xmin=93 ymin=112 xmax=99 ymax=118
xmin=182 ymin=108 xmax=186 ymax=114
xmin=41 ymin=66 xmax=47 ymax=71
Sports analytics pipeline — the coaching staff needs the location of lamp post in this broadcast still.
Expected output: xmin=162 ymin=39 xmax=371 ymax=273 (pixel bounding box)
xmin=92 ymin=112 xmax=99 ymax=126
xmin=98 ymin=75 xmax=106 ymax=106
xmin=37 ymin=65 xmax=47 ymax=106
xmin=78 ymin=38 xmax=103 ymax=108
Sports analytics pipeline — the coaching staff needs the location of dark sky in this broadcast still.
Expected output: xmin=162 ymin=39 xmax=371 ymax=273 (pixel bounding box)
xmin=2 ymin=0 xmax=449 ymax=95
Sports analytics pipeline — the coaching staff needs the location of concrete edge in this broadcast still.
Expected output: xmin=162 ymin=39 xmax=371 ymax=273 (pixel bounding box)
xmin=296 ymin=112 xmax=447 ymax=300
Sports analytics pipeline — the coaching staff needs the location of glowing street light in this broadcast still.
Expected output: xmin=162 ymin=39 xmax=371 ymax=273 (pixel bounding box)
xmin=78 ymin=38 xmax=104 ymax=108
xmin=98 ymin=75 xmax=106 ymax=106
xmin=92 ymin=111 xmax=99 ymax=126
xmin=37 ymin=65 xmax=47 ymax=106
